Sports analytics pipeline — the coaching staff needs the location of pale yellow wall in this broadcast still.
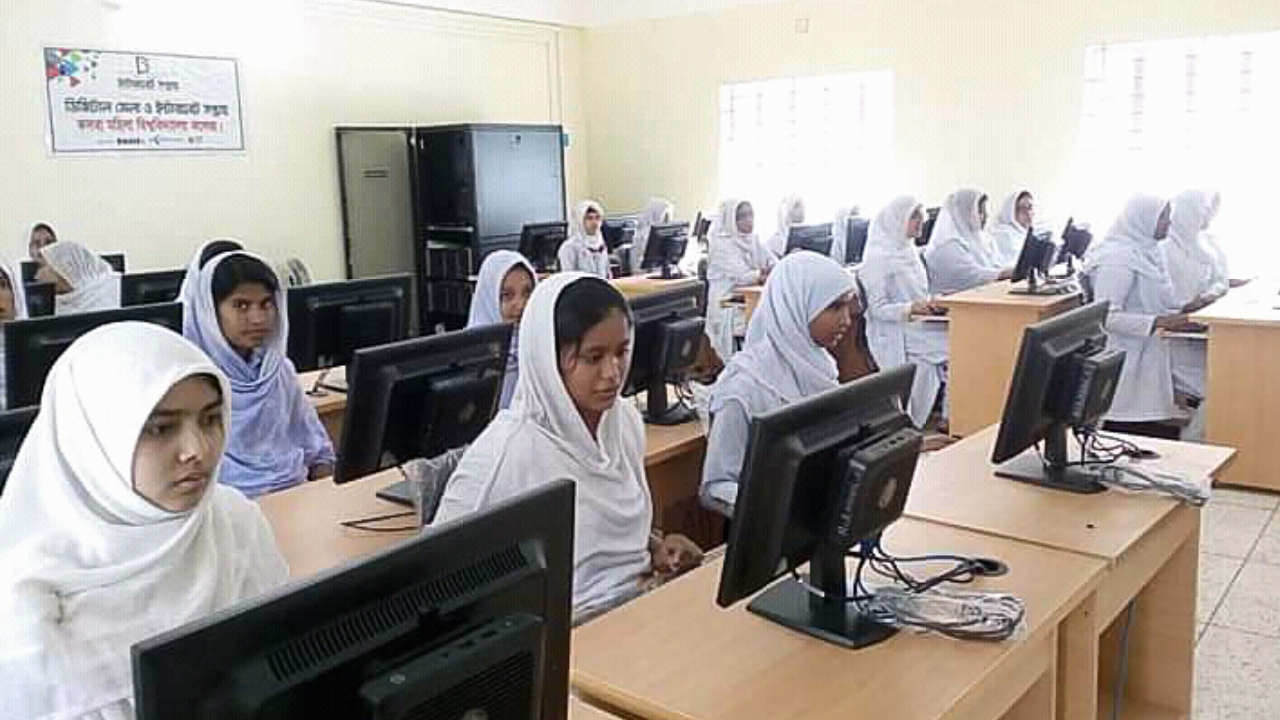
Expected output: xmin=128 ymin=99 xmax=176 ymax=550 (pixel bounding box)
xmin=0 ymin=0 xmax=588 ymax=277
xmin=581 ymin=0 xmax=1280 ymax=220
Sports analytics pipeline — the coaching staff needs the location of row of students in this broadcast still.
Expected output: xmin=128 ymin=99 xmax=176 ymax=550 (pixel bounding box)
xmin=557 ymin=197 xmax=680 ymax=279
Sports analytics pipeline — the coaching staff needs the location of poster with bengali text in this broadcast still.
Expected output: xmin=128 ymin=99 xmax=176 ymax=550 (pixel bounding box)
xmin=44 ymin=48 xmax=244 ymax=153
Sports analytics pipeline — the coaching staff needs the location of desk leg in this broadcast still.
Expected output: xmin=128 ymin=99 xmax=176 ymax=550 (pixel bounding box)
xmin=1057 ymin=592 xmax=1100 ymax=720
xmin=646 ymin=443 xmax=724 ymax=550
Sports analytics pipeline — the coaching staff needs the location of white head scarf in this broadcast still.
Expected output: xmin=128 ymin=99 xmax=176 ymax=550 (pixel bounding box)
xmin=1083 ymin=194 xmax=1174 ymax=283
xmin=865 ymin=195 xmax=929 ymax=296
xmin=41 ymin=241 xmax=120 ymax=315
xmin=631 ymin=197 xmax=675 ymax=272
xmin=178 ymin=238 xmax=245 ymax=338
xmin=1164 ymin=190 xmax=1217 ymax=307
xmin=0 ymin=322 xmax=288 ymax=719
xmin=996 ymin=190 xmax=1031 ymax=234
xmin=467 ymin=250 xmax=537 ymax=409
xmin=926 ymin=189 xmax=998 ymax=267
xmin=766 ymin=194 xmax=804 ymax=256
xmin=568 ymin=199 xmax=606 ymax=252
xmin=439 ymin=273 xmax=652 ymax=612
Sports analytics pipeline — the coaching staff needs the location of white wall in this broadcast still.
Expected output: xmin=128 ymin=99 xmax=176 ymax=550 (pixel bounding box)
xmin=0 ymin=0 xmax=589 ymax=276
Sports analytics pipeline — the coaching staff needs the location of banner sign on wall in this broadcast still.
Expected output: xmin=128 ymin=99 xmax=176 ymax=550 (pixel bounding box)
xmin=44 ymin=48 xmax=245 ymax=153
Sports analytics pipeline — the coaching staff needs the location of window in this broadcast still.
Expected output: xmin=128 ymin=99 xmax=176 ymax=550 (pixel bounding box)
xmin=718 ymin=71 xmax=893 ymax=241
xmin=1072 ymin=32 xmax=1280 ymax=269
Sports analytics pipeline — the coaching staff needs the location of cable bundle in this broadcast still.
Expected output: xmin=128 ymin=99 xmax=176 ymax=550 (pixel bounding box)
xmin=1065 ymin=428 xmax=1210 ymax=506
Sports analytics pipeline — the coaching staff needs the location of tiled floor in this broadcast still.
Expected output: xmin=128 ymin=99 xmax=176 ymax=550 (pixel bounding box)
xmin=1193 ymin=486 xmax=1280 ymax=719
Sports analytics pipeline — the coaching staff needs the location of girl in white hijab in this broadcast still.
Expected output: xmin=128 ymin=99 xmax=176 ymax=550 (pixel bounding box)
xmin=467 ymin=250 xmax=536 ymax=409
xmin=0 ymin=322 xmax=288 ymax=720
xmin=630 ymin=197 xmax=675 ymax=274
xmin=924 ymin=189 xmax=1012 ymax=295
xmin=1202 ymin=190 xmax=1236 ymax=289
xmin=178 ymin=238 xmax=245 ymax=339
xmin=1082 ymin=194 xmax=1192 ymax=427
xmin=558 ymin=200 xmax=611 ymax=278
xmin=705 ymin=198 xmax=776 ymax=361
xmin=765 ymin=194 xmax=806 ymax=258
xmin=830 ymin=205 xmax=861 ymax=264
xmin=1165 ymin=190 xmax=1226 ymax=311
xmin=861 ymin=196 xmax=949 ymax=429
xmin=701 ymin=252 xmax=855 ymax=514
xmin=437 ymin=274 xmax=700 ymax=617
xmin=0 ymin=255 xmax=29 ymax=410
xmin=991 ymin=190 xmax=1035 ymax=265
xmin=37 ymin=241 xmax=120 ymax=315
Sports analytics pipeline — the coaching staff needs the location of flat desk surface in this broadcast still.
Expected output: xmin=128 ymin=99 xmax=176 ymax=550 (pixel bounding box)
xmin=610 ymin=275 xmax=701 ymax=299
xmin=1193 ymin=277 xmax=1280 ymax=328
xmin=934 ymin=279 xmax=1083 ymax=310
xmin=571 ymin=517 xmax=1105 ymax=720
xmin=906 ymin=425 xmax=1236 ymax=562
xmin=569 ymin=696 xmax=621 ymax=719
xmin=296 ymin=366 xmax=346 ymax=416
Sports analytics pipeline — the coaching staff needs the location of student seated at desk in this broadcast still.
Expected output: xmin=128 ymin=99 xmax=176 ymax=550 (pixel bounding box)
xmin=468 ymin=249 xmax=536 ymax=409
xmin=27 ymin=222 xmax=57 ymax=265
xmin=37 ymin=241 xmax=121 ymax=315
xmin=924 ymin=189 xmax=1012 ymax=295
xmin=990 ymin=189 xmax=1035 ymax=265
xmin=0 ymin=255 xmax=27 ymax=410
xmin=558 ymin=200 xmax=611 ymax=278
xmin=437 ymin=274 xmax=701 ymax=619
xmin=705 ymin=198 xmax=776 ymax=361
xmin=186 ymin=252 xmax=335 ymax=497
xmin=0 ymin=323 xmax=288 ymax=720
xmin=630 ymin=197 xmax=675 ymax=275
xmin=1083 ymin=194 xmax=1204 ymax=437
xmin=830 ymin=204 xmax=860 ymax=263
xmin=765 ymin=194 xmax=805 ymax=258
xmin=862 ymin=196 xmax=949 ymax=429
xmin=701 ymin=252 xmax=855 ymax=515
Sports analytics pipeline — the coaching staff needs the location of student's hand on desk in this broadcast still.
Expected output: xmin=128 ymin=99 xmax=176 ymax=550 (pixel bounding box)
xmin=1155 ymin=314 xmax=1205 ymax=334
xmin=1181 ymin=293 xmax=1218 ymax=314
xmin=309 ymin=463 xmax=334 ymax=480
xmin=910 ymin=300 xmax=946 ymax=318
xmin=650 ymin=533 xmax=704 ymax=577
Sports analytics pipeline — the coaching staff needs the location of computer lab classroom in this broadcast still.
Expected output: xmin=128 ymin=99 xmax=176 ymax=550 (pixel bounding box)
xmin=4 ymin=1 xmax=1280 ymax=718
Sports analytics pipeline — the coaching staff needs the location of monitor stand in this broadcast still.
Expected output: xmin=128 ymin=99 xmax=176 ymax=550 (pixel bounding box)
xmin=994 ymin=423 xmax=1107 ymax=494
xmin=1008 ymin=270 xmax=1074 ymax=296
xmin=647 ymin=263 xmax=685 ymax=281
xmin=643 ymin=380 xmax=696 ymax=426
xmin=747 ymin=545 xmax=896 ymax=649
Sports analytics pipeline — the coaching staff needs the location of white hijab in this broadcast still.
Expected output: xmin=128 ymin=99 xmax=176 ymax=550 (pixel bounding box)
xmin=1083 ymin=194 xmax=1175 ymax=287
xmin=439 ymin=273 xmax=652 ymax=612
xmin=0 ymin=322 xmax=288 ymax=720
xmin=864 ymin=195 xmax=929 ymax=297
xmin=1164 ymin=189 xmax=1217 ymax=307
xmin=992 ymin=190 xmax=1032 ymax=263
xmin=925 ymin=189 xmax=999 ymax=268
xmin=710 ymin=251 xmax=852 ymax=413
xmin=467 ymin=250 xmax=536 ymax=409
xmin=631 ymin=197 xmax=675 ymax=272
xmin=42 ymin=242 xmax=120 ymax=315
xmin=568 ymin=199 xmax=606 ymax=252
xmin=766 ymin=194 xmax=804 ymax=256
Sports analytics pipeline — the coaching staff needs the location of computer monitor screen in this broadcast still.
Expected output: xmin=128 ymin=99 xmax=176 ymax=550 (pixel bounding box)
xmin=844 ymin=217 xmax=870 ymax=265
xmin=335 ymin=323 xmax=512 ymax=485
xmin=1057 ymin=218 xmax=1093 ymax=263
xmin=286 ymin=274 xmax=413 ymax=373
xmin=622 ymin=282 xmax=704 ymax=425
xmin=601 ymin=216 xmax=637 ymax=252
xmin=785 ymin=223 xmax=834 ymax=256
xmin=692 ymin=212 xmax=712 ymax=241
xmin=639 ymin=223 xmax=690 ymax=279
xmin=22 ymin=252 xmax=125 ymax=284
xmin=519 ymin=222 xmax=568 ymax=273
xmin=991 ymin=301 xmax=1125 ymax=493
xmin=121 ymin=269 xmax=186 ymax=306
xmin=1011 ymin=229 xmax=1056 ymax=284
xmin=4 ymin=302 xmax=183 ymax=409
xmin=0 ymin=406 xmax=37 ymax=497
xmin=716 ymin=365 xmax=922 ymax=648
xmin=918 ymin=207 xmax=940 ymax=247
xmin=132 ymin=480 xmax=575 ymax=720
xmin=22 ymin=282 xmax=55 ymax=318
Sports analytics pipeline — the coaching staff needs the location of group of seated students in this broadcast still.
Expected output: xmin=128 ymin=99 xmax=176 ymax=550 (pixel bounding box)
xmin=0 ymin=183 xmax=1235 ymax=716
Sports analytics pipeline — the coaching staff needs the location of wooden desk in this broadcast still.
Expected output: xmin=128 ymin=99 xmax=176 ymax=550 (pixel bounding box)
xmin=569 ymin=696 xmax=622 ymax=719
xmin=610 ymin=275 xmax=701 ymax=300
xmin=935 ymin=281 xmax=1081 ymax=436
xmin=572 ymin=517 xmax=1105 ymax=720
xmin=739 ymin=285 xmax=763 ymax=324
xmin=1193 ymin=278 xmax=1280 ymax=490
xmin=905 ymin=425 xmax=1236 ymax=720
xmin=297 ymin=367 xmax=347 ymax=446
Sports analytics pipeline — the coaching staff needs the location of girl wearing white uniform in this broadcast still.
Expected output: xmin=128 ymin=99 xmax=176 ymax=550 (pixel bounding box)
xmin=558 ymin=200 xmax=611 ymax=278
xmin=830 ymin=205 xmax=860 ymax=264
xmin=630 ymin=197 xmax=675 ymax=274
xmin=861 ymin=196 xmax=949 ymax=429
xmin=765 ymin=194 xmax=805 ymax=258
xmin=0 ymin=255 xmax=28 ymax=410
xmin=924 ymin=189 xmax=1011 ymax=295
xmin=437 ymin=274 xmax=700 ymax=617
xmin=1165 ymin=190 xmax=1227 ymax=312
xmin=990 ymin=190 xmax=1035 ymax=265
xmin=1083 ymin=194 xmax=1194 ymax=428
xmin=705 ymin=198 xmax=776 ymax=361
xmin=701 ymin=252 xmax=855 ymax=514
xmin=467 ymin=250 xmax=536 ymax=409
xmin=37 ymin=241 xmax=121 ymax=315
xmin=0 ymin=322 xmax=288 ymax=720
xmin=1203 ymin=191 xmax=1235 ymax=288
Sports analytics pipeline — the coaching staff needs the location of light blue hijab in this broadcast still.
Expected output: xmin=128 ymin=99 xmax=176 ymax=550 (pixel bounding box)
xmin=184 ymin=251 xmax=334 ymax=497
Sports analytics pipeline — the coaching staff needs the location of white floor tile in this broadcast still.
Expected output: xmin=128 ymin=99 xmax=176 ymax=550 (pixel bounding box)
xmin=1198 ymin=553 xmax=1243 ymax=624
xmin=1201 ymin=503 xmax=1270 ymax=559
xmin=1194 ymin=625 xmax=1280 ymax=719
xmin=1212 ymin=561 xmax=1280 ymax=638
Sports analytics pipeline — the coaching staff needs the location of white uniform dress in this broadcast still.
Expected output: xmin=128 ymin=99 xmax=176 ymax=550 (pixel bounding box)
xmin=990 ymin=190 xmax=1032 ymax=265
xmin=558 ymin=200 xmax=612 ymax=278
xmin=924 ymin=189 xmax=1003 ymax=295
xmin=1163 ymin=189 xmax=1218 ymax=439
xmin=705 ymin=198 xmax=777 ymax=361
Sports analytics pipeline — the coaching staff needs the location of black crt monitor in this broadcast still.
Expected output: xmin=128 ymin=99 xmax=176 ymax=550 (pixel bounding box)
xmin=991 ymin=301 xmax=1126 ymax=494
xmin=639 ymin=222 xmax=690 ymax=280
xmin=716 ymin=365 xmax=923 ymax=648
xmin=286 ymin=274 xmax=413 ymax=373
xmin=0 ymin=406 xmax=38 ymax=497
xmin=785 ymin=223 xmax=834 ymax=256
xmin=4 ymin=302 xmax=183 ymax=409
xmin=121 ymin=269 xmax=186 ymax=306
xmin=22 ymin=281 xmax=55 ymax=318
xmin=22 ymin=253 xmax=127 ymax=284
xmin=844 ymin=217 xmax=871 ymax=265
xmin=623 ymin=282 xmax=705 ymax=426
xmin=519 ymin=222 xmax=568 ymax=273
xmin=334 ymin=323 xmax=513 ymax=486
xmin=133 ymin=480 xmax=575 ymax=720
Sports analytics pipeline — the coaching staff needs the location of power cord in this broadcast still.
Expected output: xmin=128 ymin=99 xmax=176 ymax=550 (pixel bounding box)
xmin=1111 ymin=600 xmax=1137 ymax=720
xmin=338 ymin=465 xmax=421 ymax=532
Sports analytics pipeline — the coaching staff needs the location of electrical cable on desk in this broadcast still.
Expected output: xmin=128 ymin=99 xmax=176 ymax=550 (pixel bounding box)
xmin=337 ymin=465 xmax=423 ymax=532
xmin=1041 ymin=428 xmax=1210 ymax=506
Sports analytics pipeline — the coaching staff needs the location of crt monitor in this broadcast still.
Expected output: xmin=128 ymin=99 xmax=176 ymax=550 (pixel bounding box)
xmin=121 ymin=269 xmax=186 ymax=306
xmin=519 ymin=222 xmax=568 ymax=273
xmin=132 ymin=480 xmax=575 ymax=720
xmin=23 ymin=281 xmax=55 ymax=318
xmin=4 ymin=302 xmax=183 ymax=409
xmin=844 ymin=217 xmax=871 ymax=265
xmin=716 ymin=365 xmax=923 ymax=648
xmin=785 ymin=223 xmax=834 ymax=256
xmin=991 ymin=301 xmax=1126 ymax=494
xmin=639 ymin=222 xmax=690 ymax=280
xmin=0 ymin=406 xmax=38 ymax=497
xmin=286 ymin=274 xmax=413 ymax=373
xmin=334 ymin=323 xmax=513 ymax=485
xmin=623 ymin=282 xmax=704 ymax=425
